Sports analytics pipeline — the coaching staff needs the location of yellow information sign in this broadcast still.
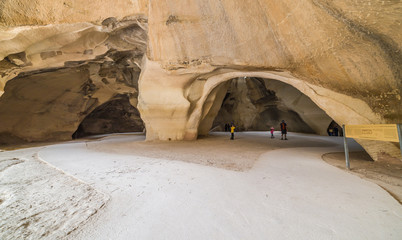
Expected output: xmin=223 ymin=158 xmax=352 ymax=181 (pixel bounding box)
xmin=345 ymin=124 xmax=400 ymax=142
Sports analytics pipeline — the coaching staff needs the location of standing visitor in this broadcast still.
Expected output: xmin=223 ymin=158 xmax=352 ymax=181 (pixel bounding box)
xmin=334 ymin=126 xmax=339 ymax=136
xmin=270 ymin=126 xmax=275 ymax=138
xmin=230 ymin=123 xmax=235 ymax=140
xmin=280 ymin=120 xmax=288 ymax=140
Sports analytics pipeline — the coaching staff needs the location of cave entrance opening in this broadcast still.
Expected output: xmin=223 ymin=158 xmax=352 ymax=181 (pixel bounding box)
xmin=205 ymin=77 xmax=334 ymax=136
xmin=327 ymin=120 xmax=343 ymax=137
xmin=72 ymin=94 xmax=145 ymax=139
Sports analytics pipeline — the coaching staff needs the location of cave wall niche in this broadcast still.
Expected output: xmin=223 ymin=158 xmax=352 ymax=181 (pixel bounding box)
xmin=0 ymin=67 xmax=93 ymax=144
xmin=0 ymin=53 xmax=144 ymax=145
xmin=72 ymin=94 xmax=144 ymax=139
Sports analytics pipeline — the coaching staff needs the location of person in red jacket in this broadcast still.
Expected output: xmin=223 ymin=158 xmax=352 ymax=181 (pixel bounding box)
xmin=280 ymin=120 xmax=288 ymax=140
xmin=270 ymin=126 xmax=275 ymax=138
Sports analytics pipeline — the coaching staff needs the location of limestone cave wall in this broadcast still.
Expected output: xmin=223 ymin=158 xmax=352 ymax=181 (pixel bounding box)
xmin=138 ymin=0 xmax=401 ymax=160
xmin=0 ymin=1 xmax=401 ymax=160
xmin=0 ymin=16 xmax=147 ymax=143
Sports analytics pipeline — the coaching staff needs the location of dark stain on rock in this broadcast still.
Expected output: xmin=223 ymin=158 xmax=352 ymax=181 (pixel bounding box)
xmin=83 ymin=49 xmax=93 ymax=55
xmin=80 ymin=79 xmax=97 ymax=96
xmin=101 ymin=78 xmax=109 ymax=84
xmin=15 ymin=66 xmax=66 ymax=78
xmin=166 ymin=15 xmax=181 ymax=25
xmin=21 ymin=221 xmax=30 ymax=229
xmin=312 ymin=0 xmax=402 ymax=82
xmin=102 ymin=17 xmax=117 ymax=28
xmin=40 ymin=51 xmax=58 ymax=60
xmin=312 ymin=0 xmax=402 ymax=122
xmin=6 ymin=52 xmax=31 ymax=67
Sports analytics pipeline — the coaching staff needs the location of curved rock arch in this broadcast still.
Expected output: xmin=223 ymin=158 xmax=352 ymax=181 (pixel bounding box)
xmin=0 ymin=1 xmax=400 ymax=161
xmin=194 ymin=71 xmax=401 ymax=161
xmin=137 ymin=62 xmax=399 ymax=161
xmin=185 ymin=70 xmax=382 ymax=139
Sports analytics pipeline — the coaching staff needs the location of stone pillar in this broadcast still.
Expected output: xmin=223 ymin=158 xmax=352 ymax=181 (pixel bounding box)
xmin=137 ymin=59 xmax=196 ymax=140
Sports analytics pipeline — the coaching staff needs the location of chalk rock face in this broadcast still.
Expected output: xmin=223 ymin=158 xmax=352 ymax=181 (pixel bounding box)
xmin=138 ymin=0 xmax=401 ymax=160
xmin=0 ymin=0 xmax=147 ymax=27
xmin=0 ymin=1 xmax=400 ymax=160
xmin=0 ymin=15 xmax=147 ymax=143
xmin=141 ymin=0 xmax=400 ymax=135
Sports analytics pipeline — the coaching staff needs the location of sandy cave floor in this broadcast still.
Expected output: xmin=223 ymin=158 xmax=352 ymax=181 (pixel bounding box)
xmin=0 ymin=132 xmax=402 ymax=239
xmin=322 ymin=151 xmax=402 ymax=204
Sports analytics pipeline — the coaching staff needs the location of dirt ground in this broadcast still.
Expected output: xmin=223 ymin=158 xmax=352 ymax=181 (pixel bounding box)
xmin=3 ymin=132 xmax=401 ymax=204
xmin=2 ymin=132 xmax=402 ymax=239
xmin=81 ymin=132 xmax=335 ymax=171
xmin=322 ymin=151 xmax=402 ymax=204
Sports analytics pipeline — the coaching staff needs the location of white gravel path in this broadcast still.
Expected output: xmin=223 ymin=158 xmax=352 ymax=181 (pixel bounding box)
xmin=30 ymin=132 xmax=402 ymax=240
xmin=0 ymin=148 xmax=108 ymax=240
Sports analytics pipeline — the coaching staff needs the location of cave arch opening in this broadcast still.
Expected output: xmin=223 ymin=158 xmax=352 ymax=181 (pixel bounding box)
xmin=196 ymin=76 xmax=336 ymax=138
xmin=72 ymin=94 xmax=145 ymax=139
xmin=176 ymin=69 xmax=388 ymax=160
xmin=326 ymin=120 xmax=343 ymax=137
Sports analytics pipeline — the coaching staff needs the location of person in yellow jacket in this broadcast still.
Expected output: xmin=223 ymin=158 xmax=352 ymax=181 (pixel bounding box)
xmin=230 ymin=123 xmax=235 ymax=140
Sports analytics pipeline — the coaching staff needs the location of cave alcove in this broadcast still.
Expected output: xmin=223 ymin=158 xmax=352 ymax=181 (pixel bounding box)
xmin=72 ymin=94 xmax=144 ymax=139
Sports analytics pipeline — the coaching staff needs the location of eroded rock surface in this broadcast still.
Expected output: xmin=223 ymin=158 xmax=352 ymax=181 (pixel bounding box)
xmin=138 ymin=0 xmax=401 ymax=160
xmin=0 ymin=15 xmax=147 ymax=90
xmin=0 ymin=0 xmax=148 ymax=27
xmin=0 ymin=16 xmax=147 ymax=143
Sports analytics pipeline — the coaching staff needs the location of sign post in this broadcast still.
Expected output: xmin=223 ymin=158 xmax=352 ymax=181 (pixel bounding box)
xmin=342 ymin=124 xmax=350 ymax=170
xmin=342 ymin=124 xmax=401 ymax=170
xmin=397 ymin=124 xmax=402 ymax=158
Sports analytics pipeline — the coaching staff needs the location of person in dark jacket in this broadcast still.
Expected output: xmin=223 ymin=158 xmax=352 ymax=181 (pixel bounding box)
xmin=280 ymin=120 xmax=288 ymax=140
xmin=334 ymin=126 xmax=339 ymax=136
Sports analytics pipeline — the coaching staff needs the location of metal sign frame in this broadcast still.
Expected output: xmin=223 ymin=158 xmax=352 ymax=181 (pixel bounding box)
xmin=342 ymin=124 xmax=402 ymax=170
